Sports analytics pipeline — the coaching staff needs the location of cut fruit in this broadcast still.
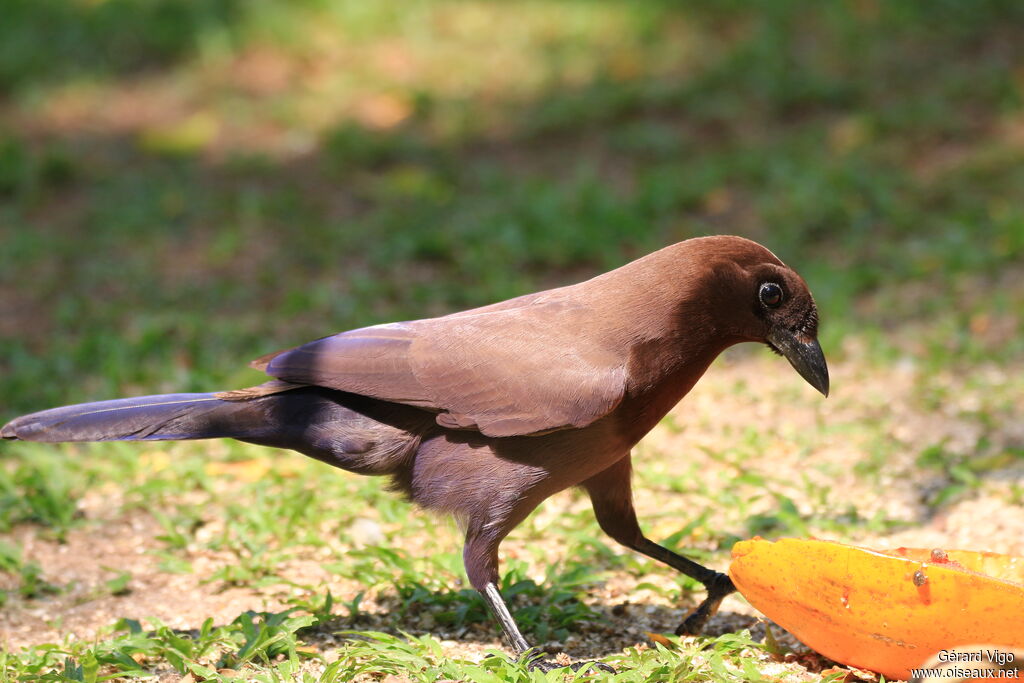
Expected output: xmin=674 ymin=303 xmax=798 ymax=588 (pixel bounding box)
xmin=729 ymin=537 xmax=1024 ymax=680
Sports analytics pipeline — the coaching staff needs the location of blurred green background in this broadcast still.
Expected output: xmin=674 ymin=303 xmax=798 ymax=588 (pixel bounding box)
xmin=2 ymin=0 xmax=1021 ymax=415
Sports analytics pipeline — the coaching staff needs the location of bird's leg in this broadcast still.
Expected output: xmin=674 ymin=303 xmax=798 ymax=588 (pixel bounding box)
xmin=479 ymin=582 xmax=531 ymax=654
xmin=631 ymin=538 xmax=735 ymax=635
xmin=582 ymin=455 xmax=736 ymax=635
xmin=463 ymin=526 xmax=615 ymax=673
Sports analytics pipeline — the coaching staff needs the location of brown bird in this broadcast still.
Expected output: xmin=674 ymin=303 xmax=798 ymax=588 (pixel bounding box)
xmin=2 ymin=235 xmax=828 ymax=671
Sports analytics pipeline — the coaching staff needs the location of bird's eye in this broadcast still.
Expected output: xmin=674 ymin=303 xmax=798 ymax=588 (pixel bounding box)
xmin=759 ymin=282 xmax=784 ymax=308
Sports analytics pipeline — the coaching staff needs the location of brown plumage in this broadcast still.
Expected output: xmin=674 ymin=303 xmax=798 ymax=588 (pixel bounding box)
xmin=2 ymin=235 xmax=829 ymax=671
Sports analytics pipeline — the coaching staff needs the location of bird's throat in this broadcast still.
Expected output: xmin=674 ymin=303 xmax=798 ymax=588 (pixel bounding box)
xmin=618 ymin=338 xmax=726 ymax=444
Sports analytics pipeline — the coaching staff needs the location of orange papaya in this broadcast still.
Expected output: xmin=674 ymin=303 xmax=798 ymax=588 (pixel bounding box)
xmin=729 ymin=537 xmax=1024 ymax=680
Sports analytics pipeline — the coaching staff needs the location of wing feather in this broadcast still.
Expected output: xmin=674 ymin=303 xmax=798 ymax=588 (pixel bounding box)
xmin=259 ymin=300 xmax=626 ymax=437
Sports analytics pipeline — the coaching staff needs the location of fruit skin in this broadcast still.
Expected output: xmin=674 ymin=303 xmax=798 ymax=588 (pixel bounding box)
xmin=729 ymin=538 xmax=1024 ymax=680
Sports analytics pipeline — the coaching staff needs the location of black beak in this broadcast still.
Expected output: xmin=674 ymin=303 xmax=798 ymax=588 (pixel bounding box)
xmin=767 ymin=329 xmax=830 ymax=397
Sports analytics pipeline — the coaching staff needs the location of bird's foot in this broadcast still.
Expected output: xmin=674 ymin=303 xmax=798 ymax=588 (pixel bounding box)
xmin=523 ymin=650 xmax=615 ymax=674
xmin=527 ymin=659 xmax=616 ymax=674
xmin=675 ymin=571 xmax=736 ymax=636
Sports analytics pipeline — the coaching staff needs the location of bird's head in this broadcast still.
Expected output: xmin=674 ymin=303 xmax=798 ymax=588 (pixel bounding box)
xmin=750 ymin=264 xmax=829 ymax=397
xmin=691 ymin=236 xmax=830 ymax=397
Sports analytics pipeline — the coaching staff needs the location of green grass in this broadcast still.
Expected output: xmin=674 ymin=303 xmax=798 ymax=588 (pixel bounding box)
xmin=1 ymin=1 xmax=1024 ymax=680
xmin=0 ymin=613 xmax=779 ymax=683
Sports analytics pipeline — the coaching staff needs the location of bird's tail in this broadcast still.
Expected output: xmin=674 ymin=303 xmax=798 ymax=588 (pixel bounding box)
xmin=1 ymin=381 xmax=306 ymax=443
xmin=2 ymin=383 xmax=427 ymax=478
xmin=1 ymin=392 xmax=275 ymax=443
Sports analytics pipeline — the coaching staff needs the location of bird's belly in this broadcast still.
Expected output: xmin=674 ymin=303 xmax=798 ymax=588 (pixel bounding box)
xmin=401 ymin=419 xmax=631 ymax=523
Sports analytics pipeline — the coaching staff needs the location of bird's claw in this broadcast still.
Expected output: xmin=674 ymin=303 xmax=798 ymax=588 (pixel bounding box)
xmin=528 ymin=660 xmax=616 ymax=674
xmin=675 ymin=571 xmax=735 ymax=636
xmin=523 ymin=652 xmax=615 ymax=674
xmin=675 ymin=606 xmax=713 ymax=636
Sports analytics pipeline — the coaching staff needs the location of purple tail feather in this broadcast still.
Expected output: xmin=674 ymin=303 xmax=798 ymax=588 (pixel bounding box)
xmin=1 ymin=393 xmax=265 ymax=443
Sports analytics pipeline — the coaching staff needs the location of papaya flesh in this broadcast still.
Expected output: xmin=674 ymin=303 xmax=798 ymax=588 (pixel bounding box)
xmin=729 ymin=537 xmax=1024 ymax=680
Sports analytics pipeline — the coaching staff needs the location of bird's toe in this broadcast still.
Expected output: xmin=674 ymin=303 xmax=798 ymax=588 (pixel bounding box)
xmin=675 ymin=571 xmax=735 ymax=635
xmin=525 ymin=656 xmax=615 ymax=674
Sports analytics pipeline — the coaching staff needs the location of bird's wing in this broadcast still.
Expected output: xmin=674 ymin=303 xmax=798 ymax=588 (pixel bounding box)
xmin=253 ymin=298 xmax=627 ymax=437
